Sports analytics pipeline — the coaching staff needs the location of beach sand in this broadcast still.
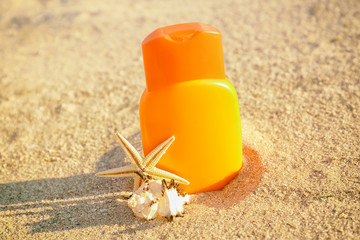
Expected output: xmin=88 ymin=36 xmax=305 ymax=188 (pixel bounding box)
xmin=1 ymin=0 xmax=359 ymax=239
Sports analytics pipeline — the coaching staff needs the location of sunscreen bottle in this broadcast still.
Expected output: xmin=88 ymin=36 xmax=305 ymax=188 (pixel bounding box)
xmin=139 ymin=22 xmax=242 ymax=194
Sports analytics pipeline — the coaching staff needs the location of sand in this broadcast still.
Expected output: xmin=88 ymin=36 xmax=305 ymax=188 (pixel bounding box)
xmin=1 ymin=0 xmax=359 ymax=239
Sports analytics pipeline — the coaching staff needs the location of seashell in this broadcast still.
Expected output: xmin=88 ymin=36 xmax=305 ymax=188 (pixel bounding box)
xmin=127 ymin=178 xmax=191 ymax=221
xmin=157 ymin=179 xmax=191 ymax=220
xmin=128 ymin=186 xmax=158 ymax=220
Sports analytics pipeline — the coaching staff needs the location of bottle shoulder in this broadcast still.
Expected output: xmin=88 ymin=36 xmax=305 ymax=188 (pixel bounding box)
xmin=141 ymin=78 xmax=237 ymax=98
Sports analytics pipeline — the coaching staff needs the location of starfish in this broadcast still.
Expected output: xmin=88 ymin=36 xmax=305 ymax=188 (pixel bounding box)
xmin=96 ymin=133 xmax=189 ymax=191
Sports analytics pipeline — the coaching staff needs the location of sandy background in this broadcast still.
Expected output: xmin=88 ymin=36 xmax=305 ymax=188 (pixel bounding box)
xmin=1 ymin=0 xmax=359 ymax=239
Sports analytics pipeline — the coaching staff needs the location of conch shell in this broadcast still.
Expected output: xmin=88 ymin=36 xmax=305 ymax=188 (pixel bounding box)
xmin=127 ymin=178 xmax=191 ymax=220
xmin=158 ymin=179 xmax=191 ymax=220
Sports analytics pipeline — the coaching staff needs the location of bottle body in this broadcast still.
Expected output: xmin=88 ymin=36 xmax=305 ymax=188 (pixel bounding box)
xmin=139 ymin=78 xmax=242 ymax=194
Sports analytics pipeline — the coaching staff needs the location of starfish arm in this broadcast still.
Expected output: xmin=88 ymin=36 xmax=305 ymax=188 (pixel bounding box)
xmin=143 ymin=136 xmax=175 ymax=170
xmin=133 ymin=175 xmax=142 ymax=191
xmin=116 ymin=133 xmax=144 ymax=169
xmin=96 ymin=166 xmax=142 ymax=190
xmin=95 ymin=165 xmax=139 ymax=177
xmin=147 ymin=168 xmax=190 ymax=185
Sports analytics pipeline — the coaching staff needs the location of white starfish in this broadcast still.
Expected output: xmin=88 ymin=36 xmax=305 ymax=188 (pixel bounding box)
xmin=96 ymin=133 xmax=189 ymax=191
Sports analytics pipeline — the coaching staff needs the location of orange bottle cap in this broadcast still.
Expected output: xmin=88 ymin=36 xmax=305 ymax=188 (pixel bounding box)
xmin=142 ymin=22 xmax=225 ymax=91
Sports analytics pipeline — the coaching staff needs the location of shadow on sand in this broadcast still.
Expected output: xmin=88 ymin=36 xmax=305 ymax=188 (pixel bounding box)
xmin=0 ymin=131 xmax=263 ymax=234
xmin=0 ymin=132 xmax=166 ymax=234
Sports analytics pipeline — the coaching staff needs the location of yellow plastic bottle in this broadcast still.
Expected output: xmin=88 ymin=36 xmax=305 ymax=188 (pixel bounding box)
xmin=139 ymin=23 xmax=242 ymax=194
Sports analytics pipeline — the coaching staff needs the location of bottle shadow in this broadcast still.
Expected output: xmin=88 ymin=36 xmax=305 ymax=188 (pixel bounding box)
xmin=0 ymin=130 xmax=263 ymax=234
